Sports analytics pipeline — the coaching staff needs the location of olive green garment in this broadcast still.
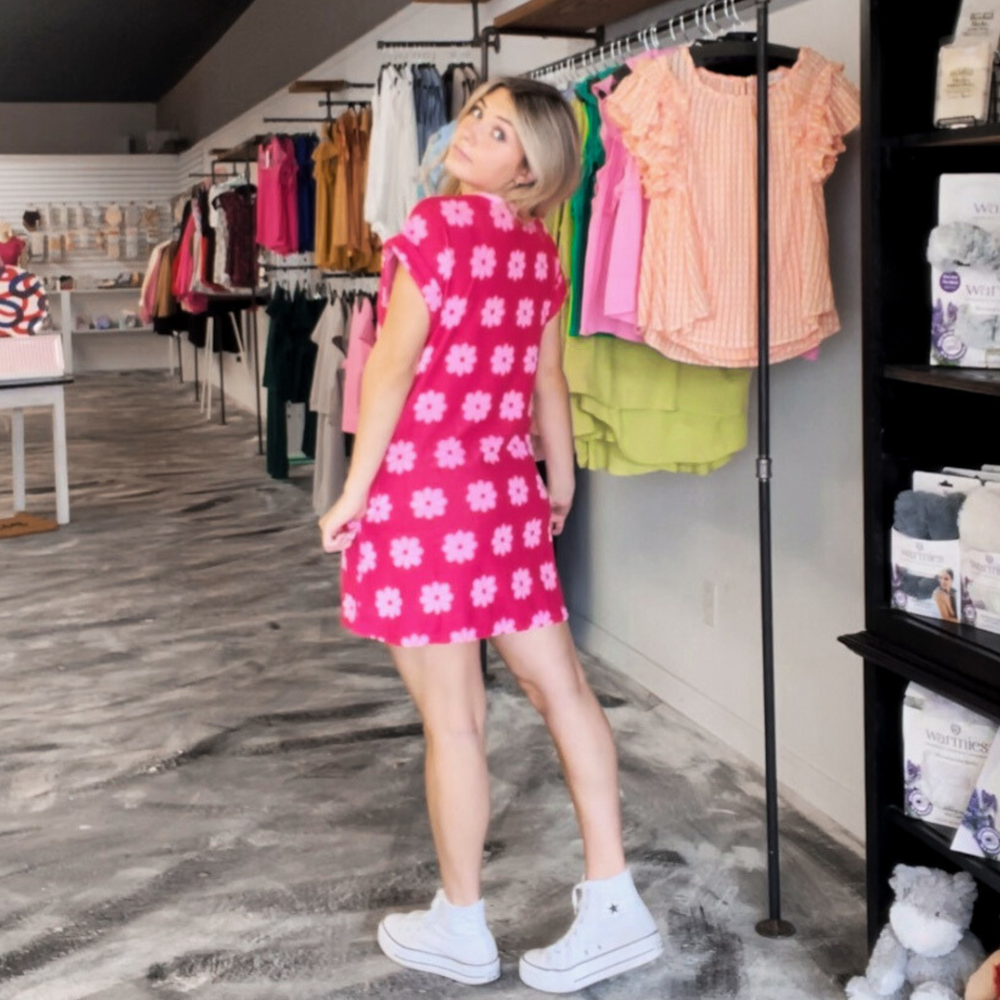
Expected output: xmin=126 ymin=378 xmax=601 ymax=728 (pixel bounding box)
xmin=564 ymin=333 xmax=752 ymax=475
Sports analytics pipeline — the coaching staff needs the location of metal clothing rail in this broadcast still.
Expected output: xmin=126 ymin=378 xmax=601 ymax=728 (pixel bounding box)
xmin=528 ymin=0 xmax=759 ymax=80
xmin=528 ymin=0 xmax=794 ymax=939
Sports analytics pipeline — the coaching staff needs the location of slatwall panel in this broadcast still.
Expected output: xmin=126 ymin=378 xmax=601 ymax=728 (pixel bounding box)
xmin=0 ymin=155 xmax=181 ymax=283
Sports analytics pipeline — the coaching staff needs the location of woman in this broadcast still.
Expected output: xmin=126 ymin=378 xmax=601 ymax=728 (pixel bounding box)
xmin=319 ymin=76 xmax=662 ymax=993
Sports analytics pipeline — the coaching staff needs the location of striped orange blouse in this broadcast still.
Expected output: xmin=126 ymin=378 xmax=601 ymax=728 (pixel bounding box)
xmin=606 ymin=46 xmax=861 ymax=367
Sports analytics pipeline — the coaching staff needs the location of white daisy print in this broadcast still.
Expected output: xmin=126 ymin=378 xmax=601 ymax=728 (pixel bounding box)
xmin=508 ymin=250 xmax=526 ymax=280
xmin=481 ymin=296 xmax=505 ymax=327
xmin=534 ymin=251 xmax=549 ymax=281
xmin=471 ymin=575 xmax=498 ymax=607
xmin=390 ymin=536 xmax=424 ymax=569
xmin=451 ymin=628 xmax=479 ymax=642
xmin=446 ymin=343 xmax=477 ymax=376
xmin=437 ymin=247 xmax=455 ymax=280
xmin=540 ymin=562 xmax=558 ymax=590
xmin=357 ymin=541 xmax=377 ymax=579
xmin=421 ymin=582 xmax=454 ymax=615
xmin=531 ymin=610 xmax=553 ymax=628
xmin=490 ymin=199 xmax=516 ymax=230
xmin=342 ymin=594 xmax=357 ymax=622
xmin=441 ymin=199 xmax=475 ymax=227
xmin=414 ymin=390 xmax=447 ymax=424
xmin=422 ymin=278 xmax=443 ymax=312
xmin=375 ymin=587 xmax=403 ymax=619
xmin=524 ymin=345 xmax=539 ymax=374
xmin=512 ymin=568 xmax=533 ymax=599
xmin=417 ymin=346 xmax=434 ymax=374
xmin=491 ymin=344 xmax=515 ymax=375
xmin=401 ymin=634 xmax=430 ymax=647
xmin=523 ymin=518 xmax=543 ymax=549
xmin=492 ymin=524 xmax=514 ymax=556
xmin=441 ymin=296 xmax=467 ymax=329
xmin=402 ymin=213 xmax=429 ymax=244
xmin=467 ymin=480 xmax=498 ymax=513
xmin=480 ymin=436 xmax=504 ymax=463
xmin=411 ymin=487 xmax=447 ymax=519
xmin=516 ymin=298 xmax=534 ymax=328
xmin=435 ymin=437 xmax=466 ymax=469
xmin=385 ymin=441 xmax=417 ymax=474
xmin=493 ymin=618 xmax=517 ymax=635
xmin=443 ymin=530 xmax=477 ymax=564
xmin=471 ymin=244 xmax=497 ymax=279
xmin=508 ymin=476 xmax=530 ymax=506
xmin=462 ymin=391 xmax=492 ymax=422
xmin=365 ymin=494 xmax=393 ymax=523
xmin=499 ymin=390 xmax=525 ymax=421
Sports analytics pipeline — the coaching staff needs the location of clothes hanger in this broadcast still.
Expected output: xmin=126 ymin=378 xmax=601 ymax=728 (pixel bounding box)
xmin=689 ymin=0 xmax=799 ymax=71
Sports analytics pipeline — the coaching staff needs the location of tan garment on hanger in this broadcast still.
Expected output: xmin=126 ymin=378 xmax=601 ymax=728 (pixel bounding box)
xmin=313 ymin=122 xmax=338 ymax=270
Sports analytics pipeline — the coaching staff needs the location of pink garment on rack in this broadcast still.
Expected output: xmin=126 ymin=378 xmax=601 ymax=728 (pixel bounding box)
xmin=580 ymin=72 xmax=646 ymax=341
xmin=341 ymin=295 xmax=375 ymax=434
xmin=256 ymin=136 xmax=300 ymax=255
xmin=139 ymin=242 xmax=166 ymax=324
xmin=0 ymin=237 xmax=25 ymax=266
xmin=172 ymin=212 xmax=207 ymax=314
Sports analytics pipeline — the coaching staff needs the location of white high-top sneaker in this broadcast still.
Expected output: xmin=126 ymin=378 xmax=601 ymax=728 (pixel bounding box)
xmin=377 ymin=889 xmax=501 ymax=986
xmin=519 ymin=868 xmax=663 ymax=994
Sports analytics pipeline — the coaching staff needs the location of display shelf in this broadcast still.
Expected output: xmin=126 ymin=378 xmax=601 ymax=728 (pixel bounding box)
xmin=884 ymin=365 xmax=1000 ymax=396
xmin=840 ymin=623 xmax=1000 ymax=719
xmin=892 ymin=125 xmax=1000 ymax=148
xmin=887 ymin=808 xmax=1000 ymax=895
xmin=492 ymin=0 xmax=654 ymax=34
xmin=73 ymin=327 xmax=154 ymax=335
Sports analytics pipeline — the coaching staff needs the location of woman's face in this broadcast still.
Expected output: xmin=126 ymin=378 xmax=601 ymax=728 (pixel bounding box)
xmin=445 ymin=87 xmax=534 ymax=195
xmin=938 ymin=572 xmax=953 ymax=592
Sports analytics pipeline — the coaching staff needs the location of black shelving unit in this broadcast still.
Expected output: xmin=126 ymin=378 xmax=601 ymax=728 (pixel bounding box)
xmin=841 ymin=0 xmax=1000 ymax=953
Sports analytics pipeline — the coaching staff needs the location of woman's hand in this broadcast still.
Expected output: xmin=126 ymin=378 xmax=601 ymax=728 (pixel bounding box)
xmin=319 ymin=489 xmax=368 ymax=554
xmin=548 ymin=477 xmax=575 ymax=538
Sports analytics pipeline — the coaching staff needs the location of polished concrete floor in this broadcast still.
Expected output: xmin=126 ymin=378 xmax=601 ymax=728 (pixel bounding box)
xmin=0 ymin=372 xmax=867 ymax=1000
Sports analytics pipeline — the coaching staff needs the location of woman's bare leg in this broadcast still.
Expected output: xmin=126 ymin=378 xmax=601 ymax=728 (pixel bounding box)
xmin=390 ymin=640 xmax=489 ymax=906
xmin=490 ymin=623 xmax=626 ymax=879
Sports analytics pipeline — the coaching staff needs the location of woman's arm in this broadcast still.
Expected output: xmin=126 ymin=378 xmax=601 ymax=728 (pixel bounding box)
xmin=532 ymin=313 xmax=575 ymax=536
xmin=319 ymin=266 xmax=429 ymax=551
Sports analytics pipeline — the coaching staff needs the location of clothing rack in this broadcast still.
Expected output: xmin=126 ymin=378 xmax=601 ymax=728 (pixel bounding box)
xmin=262 ymin=79 xmax=375 ymax=124
xmin=529 ymin=0 xmax=794 ymax=938
xmin=376 ymin=0 xmax=498 ymax=77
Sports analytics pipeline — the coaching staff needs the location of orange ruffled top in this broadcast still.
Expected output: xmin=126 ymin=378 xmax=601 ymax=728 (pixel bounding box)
xmin=605 ymin=46 xmax=860 ymax=367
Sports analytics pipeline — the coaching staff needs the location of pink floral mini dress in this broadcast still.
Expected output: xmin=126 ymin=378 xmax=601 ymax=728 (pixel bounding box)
xmin=340 ymin=193 xmax=569 ymax=646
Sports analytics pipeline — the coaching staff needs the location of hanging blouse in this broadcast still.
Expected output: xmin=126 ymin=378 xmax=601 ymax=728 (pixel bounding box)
xmin=606 ymin=46 xmax=861 ymax=367
xmin=257 ymin=135 xmax=299 ymax=254
xmin=579 ymin=71 xmax=647 ymax=342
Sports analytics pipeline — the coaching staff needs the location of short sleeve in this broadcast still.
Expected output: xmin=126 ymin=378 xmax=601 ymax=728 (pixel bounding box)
xmin=550 ymin=257 xmax=568 ymax=318
xmin=377 ymin=198 xmax=451 ymax=326
xmin=805 ymin=61 xmax=861 ymax=182
xmin=605 ymin=58 xmax=684 ymax=199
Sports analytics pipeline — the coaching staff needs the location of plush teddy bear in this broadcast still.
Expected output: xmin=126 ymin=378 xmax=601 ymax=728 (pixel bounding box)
xmin=965 ymin=949 xmax=1000 ymax=1000
xmin=845 ymin=865 xmax=985 ymax=1000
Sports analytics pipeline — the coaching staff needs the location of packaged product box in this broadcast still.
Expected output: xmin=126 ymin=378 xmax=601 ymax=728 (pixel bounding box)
xmin=932 ymin=174 xmax=1000 ymax=367
xmin=904 ymin=682 xmax=997 ymax=831
xmin=890 ymin=471 xmax=980 ymax=622
xmin=952 ymin=725 xmax=1000 ymax=859
xmin=961 ymin=544 xmax=1000 ymax=633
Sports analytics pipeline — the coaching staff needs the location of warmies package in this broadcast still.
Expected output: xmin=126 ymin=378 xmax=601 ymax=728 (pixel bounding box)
xmin=903 ymin=682 xmax=997 ymax=829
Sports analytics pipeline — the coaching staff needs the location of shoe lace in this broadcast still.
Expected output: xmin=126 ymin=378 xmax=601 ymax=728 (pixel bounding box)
xmin=550 ymin=882 xmax=587 ymax=959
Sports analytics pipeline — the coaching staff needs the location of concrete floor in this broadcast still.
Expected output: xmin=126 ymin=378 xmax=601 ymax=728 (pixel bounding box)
xmin=0 ymin=372 xmax=867 ymax=1000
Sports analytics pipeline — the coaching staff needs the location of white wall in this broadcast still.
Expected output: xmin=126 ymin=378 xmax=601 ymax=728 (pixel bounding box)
xmin=0 ymin=104 xmax=156 ymax=154
xmin=559 ymin=0 xmax=866 ymax=841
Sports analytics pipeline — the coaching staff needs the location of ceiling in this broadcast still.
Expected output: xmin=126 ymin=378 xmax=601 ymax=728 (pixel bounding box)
xmin=0 ymin=0 xmax=258 ymax=102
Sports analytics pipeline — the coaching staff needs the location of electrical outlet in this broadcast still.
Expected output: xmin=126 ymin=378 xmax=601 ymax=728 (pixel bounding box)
xmin=702 ymin=581 xmax=718 ymax=628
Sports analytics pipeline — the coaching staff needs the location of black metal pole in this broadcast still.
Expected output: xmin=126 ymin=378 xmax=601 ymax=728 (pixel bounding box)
xmin=193 ymin=343 xmax=200 ymax=403
xmin=754 ymin=0 xmax=793 ymax=941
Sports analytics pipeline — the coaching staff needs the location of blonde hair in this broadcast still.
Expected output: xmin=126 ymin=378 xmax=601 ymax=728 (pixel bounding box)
xmin=433 ymin=77 xmax=581 ymax=219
